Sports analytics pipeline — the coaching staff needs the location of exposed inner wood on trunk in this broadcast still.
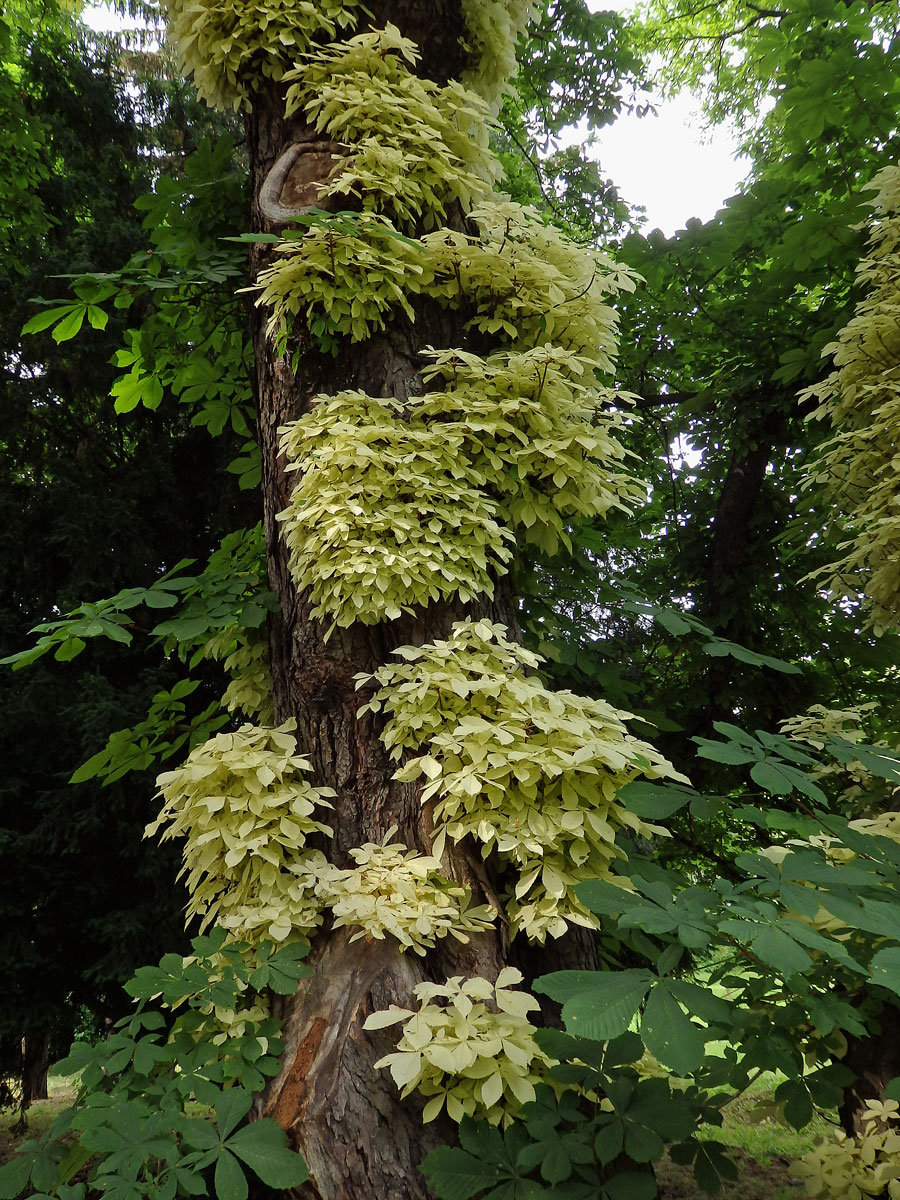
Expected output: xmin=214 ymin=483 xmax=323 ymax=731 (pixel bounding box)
xmin=258 ymin=141 xmax=346 ymax=226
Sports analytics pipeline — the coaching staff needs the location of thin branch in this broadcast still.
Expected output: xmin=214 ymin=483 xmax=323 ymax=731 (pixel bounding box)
xmin=632 ymin=391 xmax=697 ymax=410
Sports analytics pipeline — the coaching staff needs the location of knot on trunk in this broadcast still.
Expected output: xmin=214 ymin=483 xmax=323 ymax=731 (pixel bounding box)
xmin=259 ymin=141 xmax=346 ymax=228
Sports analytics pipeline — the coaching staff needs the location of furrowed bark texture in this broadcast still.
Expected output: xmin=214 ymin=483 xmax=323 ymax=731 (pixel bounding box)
xmin=244 ymin=9 xmax=599 ymax=1196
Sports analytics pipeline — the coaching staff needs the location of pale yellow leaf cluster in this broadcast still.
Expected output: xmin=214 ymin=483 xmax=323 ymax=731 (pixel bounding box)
xmin=147 ymin=722 xmax=334 ymax=942
xmin=791 ymin=1098 xmax=900 ymax=1199
xmin=363 ymin=968 xmax=553 ymax=1125
xmin=277 ymin=396 xmax=514 ymax=631
xmin=277 ymin=341 xmax=639 ymax=626
xmin=164 ymin=0 xmax=361 ymax=110
xmin=283 ymin=27 xmax=500 ymax=231
xmin=360 ymin=621 xmax=680 ymax=943
xmin=256 ymin=197 xmax=633 ymax=361
xmin=213 ymin=853 xmax=327 ymax=945
xmin=164 ymin=0 xmax=531 ymax=115
xmin=316 ymin=832 xmax=496 ymax=955
xmin=780 ymin=703 xmax=885 ymax=804
xmin=255 ymin=213 xmax=426 ymax=349
xmin=781 ymin=703 xmax=878 ymax=750
xmin=203 ymin=626 xmax=274 ymax=723
xmin=459 ymin=0 xmax=538 ymax=113
xmin=147 ymin=722 xmax=502 ymax=952
xmin=418 ymin=344 xmax=641 ymax=556
xmin=423 ymin=201 xmax=633 ymax=367
xmin=804 ymin=165 xmax=900 ymax=634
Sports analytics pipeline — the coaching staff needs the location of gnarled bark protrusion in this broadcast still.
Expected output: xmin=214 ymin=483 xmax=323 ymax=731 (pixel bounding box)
xmin=258 ymin=141 xmax=346 ymax=228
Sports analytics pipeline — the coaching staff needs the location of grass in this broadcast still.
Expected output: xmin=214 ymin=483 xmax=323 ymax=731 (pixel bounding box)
xmin=2 ymin=1073 xmax=833 ymax=1198
xmin=0 ymin=1076 xmax=78 ymax=1166
xmin=659 ymin=1072 xmax=834 ymax=1199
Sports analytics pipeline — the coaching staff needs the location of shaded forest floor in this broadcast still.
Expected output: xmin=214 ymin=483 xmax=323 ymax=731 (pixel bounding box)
xmin=0 ymin=1076 xmax=77 ymax=1162
xmin=658 ymin=1149 xmax=802 ymax=1200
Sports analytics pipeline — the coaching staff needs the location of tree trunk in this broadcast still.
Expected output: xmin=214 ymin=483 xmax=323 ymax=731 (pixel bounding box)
xmin=243 ymin=8 xmax=598 ymax=1195
xmin=703 ymin=441 xmax=771 ymax=727
xmin=21 ymin=1033 xmax=50 ymax=1106
xmin=839 ymin=1006 xmax=900 ymax=1135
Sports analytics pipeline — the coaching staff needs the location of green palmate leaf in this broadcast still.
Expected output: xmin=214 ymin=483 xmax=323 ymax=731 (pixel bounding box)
xmin=594 ymin=1119 xmax=625 ymax=1165
xmin=627 ymin=1078 xmax=697 ymax=1143
xmin=829 ymin=739 xmax=900 ymax=783
xmin=776 ymin=917 xmax=863 ymax=972
xmin=215 ymin=1089 xmax=254 ymax=1140
xmin=775 ymin=1079 xmax=814 ymax=1130
xmin=540 ymin=1142 xmax=572 ymax=1184
xmin=750 ymin=759 xmax=827 ymax=803
xmin=181 ymin=1120 xmax=219 ymax=1152
xmin=654 ymin=610 xmax=693 ymax=635
xmin=21 ymin=302 xmax=82 ymax=335
xmin=617 ymin=781 xmax=697 ymax=819
xmin=750 ymin=926 xmax=812 ymax=978
xmin=693 ymin=739 xmax=757 ymax=766
xmin=221 ymin=233 xmax=282 ymax=243
xmin=640 ymin=984 xmax=706 ymax=1076
xmin=779 ymin=882 xmax=823 ymax=920
xmin=51 ymin=306 xmax=88 ymax=342
xmin=749 ymin=760 xmax=797 ymax=795
xmin=484 ymin=1184 xmax=543 ymax=1200
xmin=574 ymin=880 xmax=636 ymax=916
xmin=214 ymin=1150 xmax=248 ymax=1200
xmin=869 ymin=947 xmax=900 ymax=997
xmin=458 ymin=1119 xmax=511 ymax=1163
xmin=0 ymin=1154 xmax=32 ymax=1200
xmin=248 ymin=941 xmax=312 ymax=993
xmin=420 ymin=1146 xmax=504 ymax=1200
xmin=57 ymin=1144 xmax=91 ymax=1186
xmin=86 ymin=304 xmax=108 ymax=329
xmin=225 ymin=1121 xmax=309 ymax=1187
xmin=534 ymin=969 xmax=654 ymax=1040
xmin=701 ymin=640 xmax=802 ymax=674
xmin=693 ymin=1141 xmax=739 ymax=1192
xmin=656 ymin=943 xmax=684 ymax=977
xmin=665 ymin=979 xmax=731 ymax=1025
xmin=54 ymin=636 xmax=87 ymax=662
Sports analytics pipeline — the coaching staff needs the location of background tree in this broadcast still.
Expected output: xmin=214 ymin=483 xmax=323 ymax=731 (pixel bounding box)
xmin=0 ymin=0 xmax=250 ymax=1115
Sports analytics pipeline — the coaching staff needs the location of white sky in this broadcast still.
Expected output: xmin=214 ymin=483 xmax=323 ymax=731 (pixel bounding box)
xmin=85 ymin=0 xmax=746 ymax=237
xmin=592 ymin=94 xmax=747 ymax=234
xmin=584 ymin=0 xmax=747 ymax=235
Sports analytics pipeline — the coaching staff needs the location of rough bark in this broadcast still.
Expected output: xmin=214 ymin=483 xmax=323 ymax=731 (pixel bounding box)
xmin=243 ymin=10 xmax=599 ymax=1196
xmin=839 ymin=1007 xmax=900 ymax=1136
